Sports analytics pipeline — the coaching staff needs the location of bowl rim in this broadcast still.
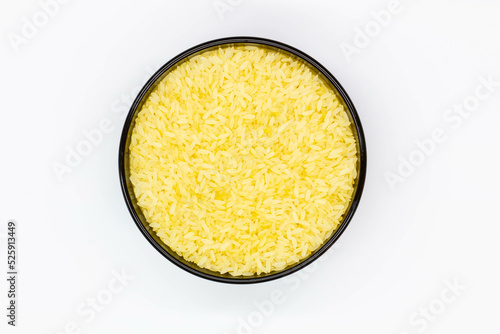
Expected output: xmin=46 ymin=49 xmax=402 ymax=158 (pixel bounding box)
xmin=118 ymin=36 xmax=367 ymax=284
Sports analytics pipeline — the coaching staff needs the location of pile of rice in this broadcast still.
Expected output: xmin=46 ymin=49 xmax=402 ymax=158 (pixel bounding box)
xmin=129 ymin=45 xmax=358 ymax=276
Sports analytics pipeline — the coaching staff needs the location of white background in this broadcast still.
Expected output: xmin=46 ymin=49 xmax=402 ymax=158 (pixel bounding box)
xmin=1 ymin=0 xmax=499 ymax=333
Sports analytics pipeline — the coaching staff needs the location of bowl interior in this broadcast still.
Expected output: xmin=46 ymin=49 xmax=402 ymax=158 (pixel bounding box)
xmin=119 ymin=37 xmax=366 ymax=283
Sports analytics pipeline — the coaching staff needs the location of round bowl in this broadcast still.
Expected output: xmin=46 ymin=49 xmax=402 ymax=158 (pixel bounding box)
xmin=119 ymin=36 xmax=366 ymax=284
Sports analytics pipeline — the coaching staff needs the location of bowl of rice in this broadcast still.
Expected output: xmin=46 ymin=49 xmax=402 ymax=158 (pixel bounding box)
xmin=119 ymin=37 xmax=366 ymax=283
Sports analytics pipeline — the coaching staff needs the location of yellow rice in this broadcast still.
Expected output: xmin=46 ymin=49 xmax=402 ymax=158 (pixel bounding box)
xmin=129 ymin=45 xmax=358 ymax=276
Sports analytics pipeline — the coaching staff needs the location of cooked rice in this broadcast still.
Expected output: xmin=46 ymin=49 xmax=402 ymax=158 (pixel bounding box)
xmin=129 ymin=45 xmax=358 ymax=276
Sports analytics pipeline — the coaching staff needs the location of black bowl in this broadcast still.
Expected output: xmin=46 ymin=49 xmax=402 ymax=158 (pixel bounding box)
xmin=119 ymin=37 xmax=367 ymax=284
